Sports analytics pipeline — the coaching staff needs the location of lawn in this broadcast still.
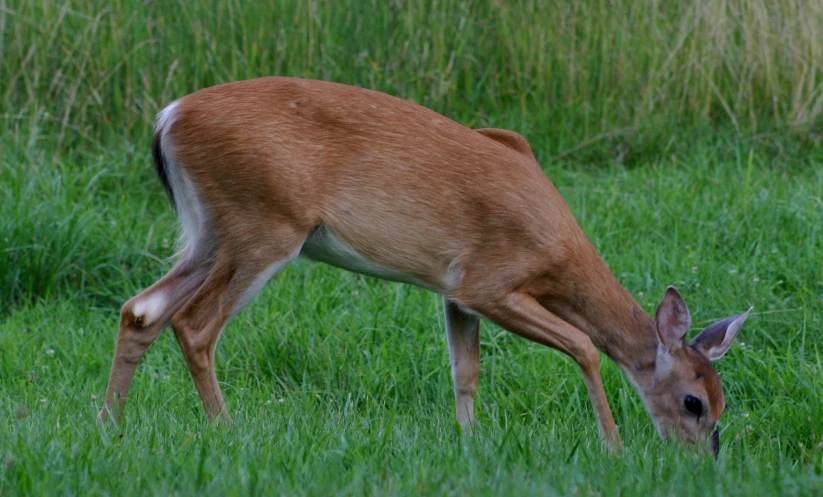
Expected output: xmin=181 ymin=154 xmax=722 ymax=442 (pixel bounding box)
xmin=2 ymin=1 xmax=823 ymax=495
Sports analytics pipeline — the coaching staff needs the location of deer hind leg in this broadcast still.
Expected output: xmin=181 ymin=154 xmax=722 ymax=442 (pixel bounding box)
xmin=98 ymin=257 xmax=212 ymax=426
xmin=169 ymin=228 xmax=306 ymax=424
xmin=444 ymin=298 xmax=480 ymax=430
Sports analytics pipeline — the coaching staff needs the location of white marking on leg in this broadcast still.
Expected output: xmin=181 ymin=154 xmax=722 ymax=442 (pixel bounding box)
xmin=132 ymin=291 xmax=168 ymax=327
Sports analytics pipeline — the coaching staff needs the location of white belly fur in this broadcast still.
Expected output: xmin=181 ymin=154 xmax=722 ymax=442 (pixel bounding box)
xmin=300 ymin=225 xmax=431 ymax=290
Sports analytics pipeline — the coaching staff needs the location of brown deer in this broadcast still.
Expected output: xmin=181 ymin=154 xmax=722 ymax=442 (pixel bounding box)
xmin=98 ymin=77 xmax=751 ymax=455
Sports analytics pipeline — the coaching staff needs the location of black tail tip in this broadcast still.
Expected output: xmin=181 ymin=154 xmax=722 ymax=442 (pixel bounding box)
xmin=152 ymin=132 xmax=176 ymax=209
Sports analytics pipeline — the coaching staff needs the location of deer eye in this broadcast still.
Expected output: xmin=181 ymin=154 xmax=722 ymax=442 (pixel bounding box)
xmin=684 ymin=395 xmax=703 ymax=417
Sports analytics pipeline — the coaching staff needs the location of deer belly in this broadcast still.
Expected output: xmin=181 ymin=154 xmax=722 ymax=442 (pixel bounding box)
xmin=300 ymin=225 xmax=431 ymax=289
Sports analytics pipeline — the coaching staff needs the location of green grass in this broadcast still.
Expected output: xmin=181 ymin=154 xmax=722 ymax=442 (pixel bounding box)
xmin=2 ymin=0 xmax=823 ymax=495
xmin=2 ymin=144 xmax=823 ymax=495
xmin=3 ymin=0 xmax=822 ymax=169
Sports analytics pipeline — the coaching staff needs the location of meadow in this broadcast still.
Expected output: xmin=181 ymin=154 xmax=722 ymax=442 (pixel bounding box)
xmin=2 ymin=0 xmax=823 ymax=495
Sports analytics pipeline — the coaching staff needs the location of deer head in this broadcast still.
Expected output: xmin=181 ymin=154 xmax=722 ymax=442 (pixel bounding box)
xmin=632 ymin=287 xmax=751 ymax=456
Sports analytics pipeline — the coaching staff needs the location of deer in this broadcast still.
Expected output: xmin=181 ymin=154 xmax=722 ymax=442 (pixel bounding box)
xmin=98 ymin=77 xmax=752 ymax=456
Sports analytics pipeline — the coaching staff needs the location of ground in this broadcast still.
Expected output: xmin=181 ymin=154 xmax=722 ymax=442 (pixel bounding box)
xmin=2 ymin=142 xmax=822 ymax=496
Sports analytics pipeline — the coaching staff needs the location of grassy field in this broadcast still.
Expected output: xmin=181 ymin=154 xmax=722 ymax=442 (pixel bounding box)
xmin=2 ymin=1 xmax=823 ymax=495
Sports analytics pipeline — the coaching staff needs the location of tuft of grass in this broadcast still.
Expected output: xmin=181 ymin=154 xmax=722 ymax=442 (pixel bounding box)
xmin=0 ymin=145 xmax=173 ymax=314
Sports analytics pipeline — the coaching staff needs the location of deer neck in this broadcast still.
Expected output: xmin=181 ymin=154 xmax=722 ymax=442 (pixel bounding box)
xmin=540 ymin=255 xmax=660 ymax=376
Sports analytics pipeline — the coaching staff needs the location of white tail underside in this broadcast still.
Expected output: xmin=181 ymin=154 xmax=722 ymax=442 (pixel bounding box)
xmin=155 ymin=102 xmax=208 ymax=262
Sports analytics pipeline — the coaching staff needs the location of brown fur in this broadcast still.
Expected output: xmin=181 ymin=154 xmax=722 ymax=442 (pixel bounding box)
xmin=98 ymin=77 xmax=746 ymax=455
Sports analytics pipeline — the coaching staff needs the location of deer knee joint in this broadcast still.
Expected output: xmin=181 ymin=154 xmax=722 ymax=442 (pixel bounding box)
xmin=572 ymin=339 xmax=600 ymax=372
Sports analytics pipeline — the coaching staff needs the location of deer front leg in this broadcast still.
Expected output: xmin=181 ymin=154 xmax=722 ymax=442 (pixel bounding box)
xmin=470 ymin=291 xmax=622 ymax=451
xmin=444 ymin=298 xmax=481 ymax=430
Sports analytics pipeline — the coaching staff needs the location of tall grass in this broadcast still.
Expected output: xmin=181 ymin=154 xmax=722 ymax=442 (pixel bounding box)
xmin=2 ymin=0 xmax=822 ymax=162
xmin=2 ymin=0 xmax=823 ymax=311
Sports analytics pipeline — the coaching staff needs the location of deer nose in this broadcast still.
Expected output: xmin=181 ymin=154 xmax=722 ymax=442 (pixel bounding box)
xmin=711 ymin=427 xmax=720 ymax=458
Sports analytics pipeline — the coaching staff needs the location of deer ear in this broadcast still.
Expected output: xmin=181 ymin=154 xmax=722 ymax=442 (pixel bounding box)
xmin=655 ymin=286 xmax=691 ymax=351
xmin=690 ymin=307 xmax=752 ymax=361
